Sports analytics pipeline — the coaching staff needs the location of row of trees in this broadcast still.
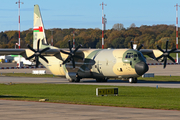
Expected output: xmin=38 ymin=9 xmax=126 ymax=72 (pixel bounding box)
xmin=0 ymin=24 xmax=179 ymax=49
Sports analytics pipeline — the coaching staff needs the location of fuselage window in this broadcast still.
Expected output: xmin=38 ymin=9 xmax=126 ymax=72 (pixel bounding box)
xmin=134 ymin=54 xmax=137 ymax=57
xmin=134 ymin=54 xmax=137 ymax=60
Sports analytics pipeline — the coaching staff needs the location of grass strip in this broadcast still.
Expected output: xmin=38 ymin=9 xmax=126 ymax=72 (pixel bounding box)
xmin=0 ymin=84 xmax=180 ymax=110
xmin=139 ymin=76 xmax=180 ymax=82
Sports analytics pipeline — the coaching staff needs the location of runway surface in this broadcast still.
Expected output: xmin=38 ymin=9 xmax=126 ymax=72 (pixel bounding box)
xmin=1 ymin=100 xmax=180 ymax=120
xmin=0 ymin=64 xmax=180 ymax=119
xmin=0 ymin=76 xmax=180 ymax=88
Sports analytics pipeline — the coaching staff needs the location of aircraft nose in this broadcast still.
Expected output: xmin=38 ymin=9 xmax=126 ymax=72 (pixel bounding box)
xmin=135 ymin=61 xmax=149 ymax=76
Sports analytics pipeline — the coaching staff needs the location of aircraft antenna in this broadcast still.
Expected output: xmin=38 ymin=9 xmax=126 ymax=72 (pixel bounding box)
xmin=174 ymin=3 xmax=180 ymax=63
xmin=16 ymin=0 xmax=23 ymax=49
xmin=100 ymin=2 xmax=107 ymax=49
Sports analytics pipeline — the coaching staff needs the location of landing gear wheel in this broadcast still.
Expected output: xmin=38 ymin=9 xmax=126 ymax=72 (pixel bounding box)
xmin=134 ymin=78 xmax=137 ymax=83
xmin=96 ymin=78 xmax=108 ymax=82
xmin=129 ymin=78 xmax=137 ymax=83
xmin=68 ymin=79 xmax=75 ymax=82
xmin=96 ymin=78 xmax=101 ymax=82
xmin=102 ymin=78 xmax=108 ymax=82
xmin=129 ymin=78 xmax=133 ymax=83
xmin=75 ymin=77 xmax=81 ymax=82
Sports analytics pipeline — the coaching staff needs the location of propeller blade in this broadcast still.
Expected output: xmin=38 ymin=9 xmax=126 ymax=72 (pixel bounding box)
xmin=157 ymin=45 xmax=165 ymax=53
xmin=168 ymin=55 xmax=176 ymax=63
xmin=156 ymin=40 xmax=176 ymax=69
xmin=40 ymin=47 xmax=50 ymax=54
xmin=73 ymin=44 xmax=82 ymax=53
xmin=130 ymin=41 xmax=133 ymax=49
xmin=62 ymin=56 xmax=70 ymax=64
xmin=60 ymin=50 xmax=71 ymax=55
xmin=26 ymin=54 xmax=35 ymax=60
xmin=74 ymin=55 xmax=83 ymax=60
xmin=61 ymin=40 xmax=83 ymax=68
xmin=27 ymin=39 xmax=50 ymax=68
xmin=27 ymin=44 xmax=36 ymax=53
xmin=39 ymin=55 xmax=48 ymax=63
xmin=72 ymin=58 xmax=75 ymax=68
xmin=168 ymin=48 xmax=177 ymax=54
xmin=35 ymin=56 xmax=39 ymax=68
xmin=137 ymin=44 xmax=143 ymax=51
xmin=37 ymin=39 xmax=40 ymax=52
xmin=163 ymin=57 xmax=167 ymax=69
xmin=156 ymin=54 xmax=164 ymax=60
xmin=165 ymin=40 xmax=169 ymax=52
xmin=68 ymin=40 xmax=72 ymax=53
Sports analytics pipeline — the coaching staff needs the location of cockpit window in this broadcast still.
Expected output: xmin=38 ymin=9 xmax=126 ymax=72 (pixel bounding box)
xmin=125 ymin=53 xmax=139 ymax=59
xmin=125 ymin=53 xmax=133 ymax=58
xmin=124 ymin=51 xmax=146 ymax=63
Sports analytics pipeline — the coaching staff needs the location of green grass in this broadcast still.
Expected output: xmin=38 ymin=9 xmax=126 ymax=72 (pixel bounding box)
xmin=0 ymin=84 xmax=180 ymax=110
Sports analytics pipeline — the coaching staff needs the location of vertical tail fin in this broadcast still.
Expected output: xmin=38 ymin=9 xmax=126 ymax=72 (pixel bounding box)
xmin=33 ymin=5 xmax=47 ymax=49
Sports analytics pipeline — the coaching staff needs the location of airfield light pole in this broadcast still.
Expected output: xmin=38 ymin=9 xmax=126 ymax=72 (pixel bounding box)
xmin=16 ymin=0 xmax=23 ymax=67
xmin=16 ymin=0 xmax=23 ymax=49
xmin=100 ymin=2 xmax=107 ymax=49
xmin=73 ymin=31 xmax=75 ymax=49
xmin=175 ymin=3 xmax=180 ymax=63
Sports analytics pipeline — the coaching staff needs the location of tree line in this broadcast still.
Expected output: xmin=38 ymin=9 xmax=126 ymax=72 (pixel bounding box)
xmin=0 ymin=24 xmax=179 ymax=49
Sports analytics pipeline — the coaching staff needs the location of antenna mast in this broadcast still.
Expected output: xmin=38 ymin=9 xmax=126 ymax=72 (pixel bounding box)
xmin=16 ymin=0 xmax=23 ymax=49
xmin=100 ymin=2 xmax=107 ymax=49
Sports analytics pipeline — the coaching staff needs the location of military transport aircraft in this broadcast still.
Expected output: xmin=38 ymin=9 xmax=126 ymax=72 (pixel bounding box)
xmin=0 ymin=5 xmax=179 ymax=83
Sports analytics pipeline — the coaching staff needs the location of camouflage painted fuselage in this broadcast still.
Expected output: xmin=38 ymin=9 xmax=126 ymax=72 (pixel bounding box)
xmin=35 ymin=48 xmax=148 ymax=80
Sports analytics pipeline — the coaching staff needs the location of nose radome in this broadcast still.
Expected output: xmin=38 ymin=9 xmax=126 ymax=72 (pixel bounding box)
xmin=135 ymin=61 xmax=149 ymax=76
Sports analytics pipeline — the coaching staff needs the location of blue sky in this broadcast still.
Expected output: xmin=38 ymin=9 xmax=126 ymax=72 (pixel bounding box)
xmin=0 ymin=0 xmax=180 ymax=32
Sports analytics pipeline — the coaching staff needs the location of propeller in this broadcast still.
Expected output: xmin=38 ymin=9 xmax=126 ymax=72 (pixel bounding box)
xmin=156 ymin=40 xmax=177 ymax=68
xmin=60 ymin=40 xmax=83 ymax=68
xmin=130 ymin=41 xmax=143 ymax=51
xmin=26 ymin=39 xmax=50 ymax=68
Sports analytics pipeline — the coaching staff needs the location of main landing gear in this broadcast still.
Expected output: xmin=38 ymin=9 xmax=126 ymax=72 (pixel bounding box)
xmin=129 ymin=78 xmax=137 ymax=83
xmin=96 ymin=78 xmax=108 ymax=82
xmin=68 ymin=75 xmax=81 ymax=82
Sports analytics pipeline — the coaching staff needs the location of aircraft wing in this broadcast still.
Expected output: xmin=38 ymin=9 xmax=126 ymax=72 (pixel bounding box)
xmin=0 ymin=49 xmax=26 ymax=55
xmin=0 ymin=48 xmax=84 ymax=61
xmin=0 ymin=48 xmax=60 ymax=56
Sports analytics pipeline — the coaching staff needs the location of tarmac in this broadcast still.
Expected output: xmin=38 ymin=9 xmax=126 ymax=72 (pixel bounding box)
xmin=0 ymin=76 xmax=180 ymax=88
xmin=1 ymin=100 xmax=180 ymax=120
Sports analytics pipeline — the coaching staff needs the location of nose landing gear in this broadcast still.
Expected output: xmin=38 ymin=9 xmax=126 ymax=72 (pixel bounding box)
xmin=129 ymin=78 xmax=137 ymax=83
